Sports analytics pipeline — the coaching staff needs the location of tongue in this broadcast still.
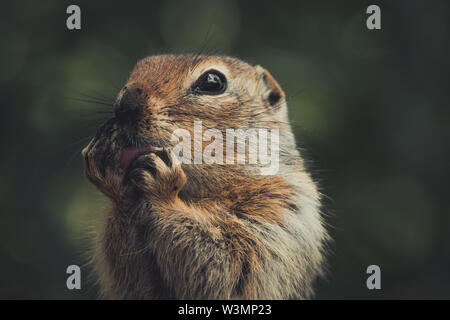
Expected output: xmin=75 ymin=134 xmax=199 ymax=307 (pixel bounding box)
xmin=120 ymin=146 xmax=153 ymax=170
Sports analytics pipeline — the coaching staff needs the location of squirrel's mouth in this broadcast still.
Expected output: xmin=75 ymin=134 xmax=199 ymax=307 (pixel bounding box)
xmin=120 ymin=146 xmax=153 ymax=170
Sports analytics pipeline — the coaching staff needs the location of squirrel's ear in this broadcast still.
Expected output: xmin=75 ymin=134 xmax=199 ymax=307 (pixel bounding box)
xmin=255 ymin=65 xmax=285 ymax=107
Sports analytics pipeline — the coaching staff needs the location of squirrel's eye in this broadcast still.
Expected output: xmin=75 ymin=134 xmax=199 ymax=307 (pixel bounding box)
xmin=192 ymin=70 xmax=227 ymax=95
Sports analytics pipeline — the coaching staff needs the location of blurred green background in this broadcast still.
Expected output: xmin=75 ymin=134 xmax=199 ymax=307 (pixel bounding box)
xmin=1 ymin=0 xmax=449 ymax=299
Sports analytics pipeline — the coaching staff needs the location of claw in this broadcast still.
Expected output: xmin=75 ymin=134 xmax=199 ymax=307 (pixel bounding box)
xmin=154 ymin=148 xmax=172 ymax=168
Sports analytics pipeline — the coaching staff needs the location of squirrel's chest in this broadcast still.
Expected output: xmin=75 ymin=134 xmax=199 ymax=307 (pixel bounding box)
xmin=97 ymin=214 xmax=166 ymax=299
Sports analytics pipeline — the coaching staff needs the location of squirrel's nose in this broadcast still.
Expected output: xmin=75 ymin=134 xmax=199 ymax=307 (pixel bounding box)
xmin=114 ymin=86 xmax=145 ymax=125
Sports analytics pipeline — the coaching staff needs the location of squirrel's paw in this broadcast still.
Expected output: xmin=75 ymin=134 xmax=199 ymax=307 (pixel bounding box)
xmin=81 ymin=120 xmax=122 ymax=199
xmin=127 ymin=148 xmax=187 ymax=201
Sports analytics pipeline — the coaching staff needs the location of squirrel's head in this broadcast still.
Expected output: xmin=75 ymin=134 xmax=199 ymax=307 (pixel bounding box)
xmin=82 ymin=54 xmax=291 ymax=195
xmin=116 ymin=54 xmax=288 ymax=167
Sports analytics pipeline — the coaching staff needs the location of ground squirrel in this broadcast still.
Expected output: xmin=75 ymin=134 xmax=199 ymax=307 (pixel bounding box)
xmin=82 ymin=54 xmax=327 ymax=299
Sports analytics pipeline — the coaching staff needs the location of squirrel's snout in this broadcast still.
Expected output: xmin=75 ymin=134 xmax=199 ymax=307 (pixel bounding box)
xmin=114 ymin=86 xmax=146 ymax=125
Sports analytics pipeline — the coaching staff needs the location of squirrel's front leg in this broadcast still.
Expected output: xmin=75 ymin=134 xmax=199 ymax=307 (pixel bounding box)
xmin=128 ymin=149 xmax=267 ymax=299
xmin=125 ymin=148 xmax=187 ymax=202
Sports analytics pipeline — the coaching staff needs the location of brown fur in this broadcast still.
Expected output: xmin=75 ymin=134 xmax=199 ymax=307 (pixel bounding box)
xmin=82 ymin=54 xmax=328 ymax=299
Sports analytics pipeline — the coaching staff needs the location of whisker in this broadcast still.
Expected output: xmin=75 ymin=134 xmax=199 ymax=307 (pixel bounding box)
xmin=69 ymin=97 xmax=114 ymax=107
